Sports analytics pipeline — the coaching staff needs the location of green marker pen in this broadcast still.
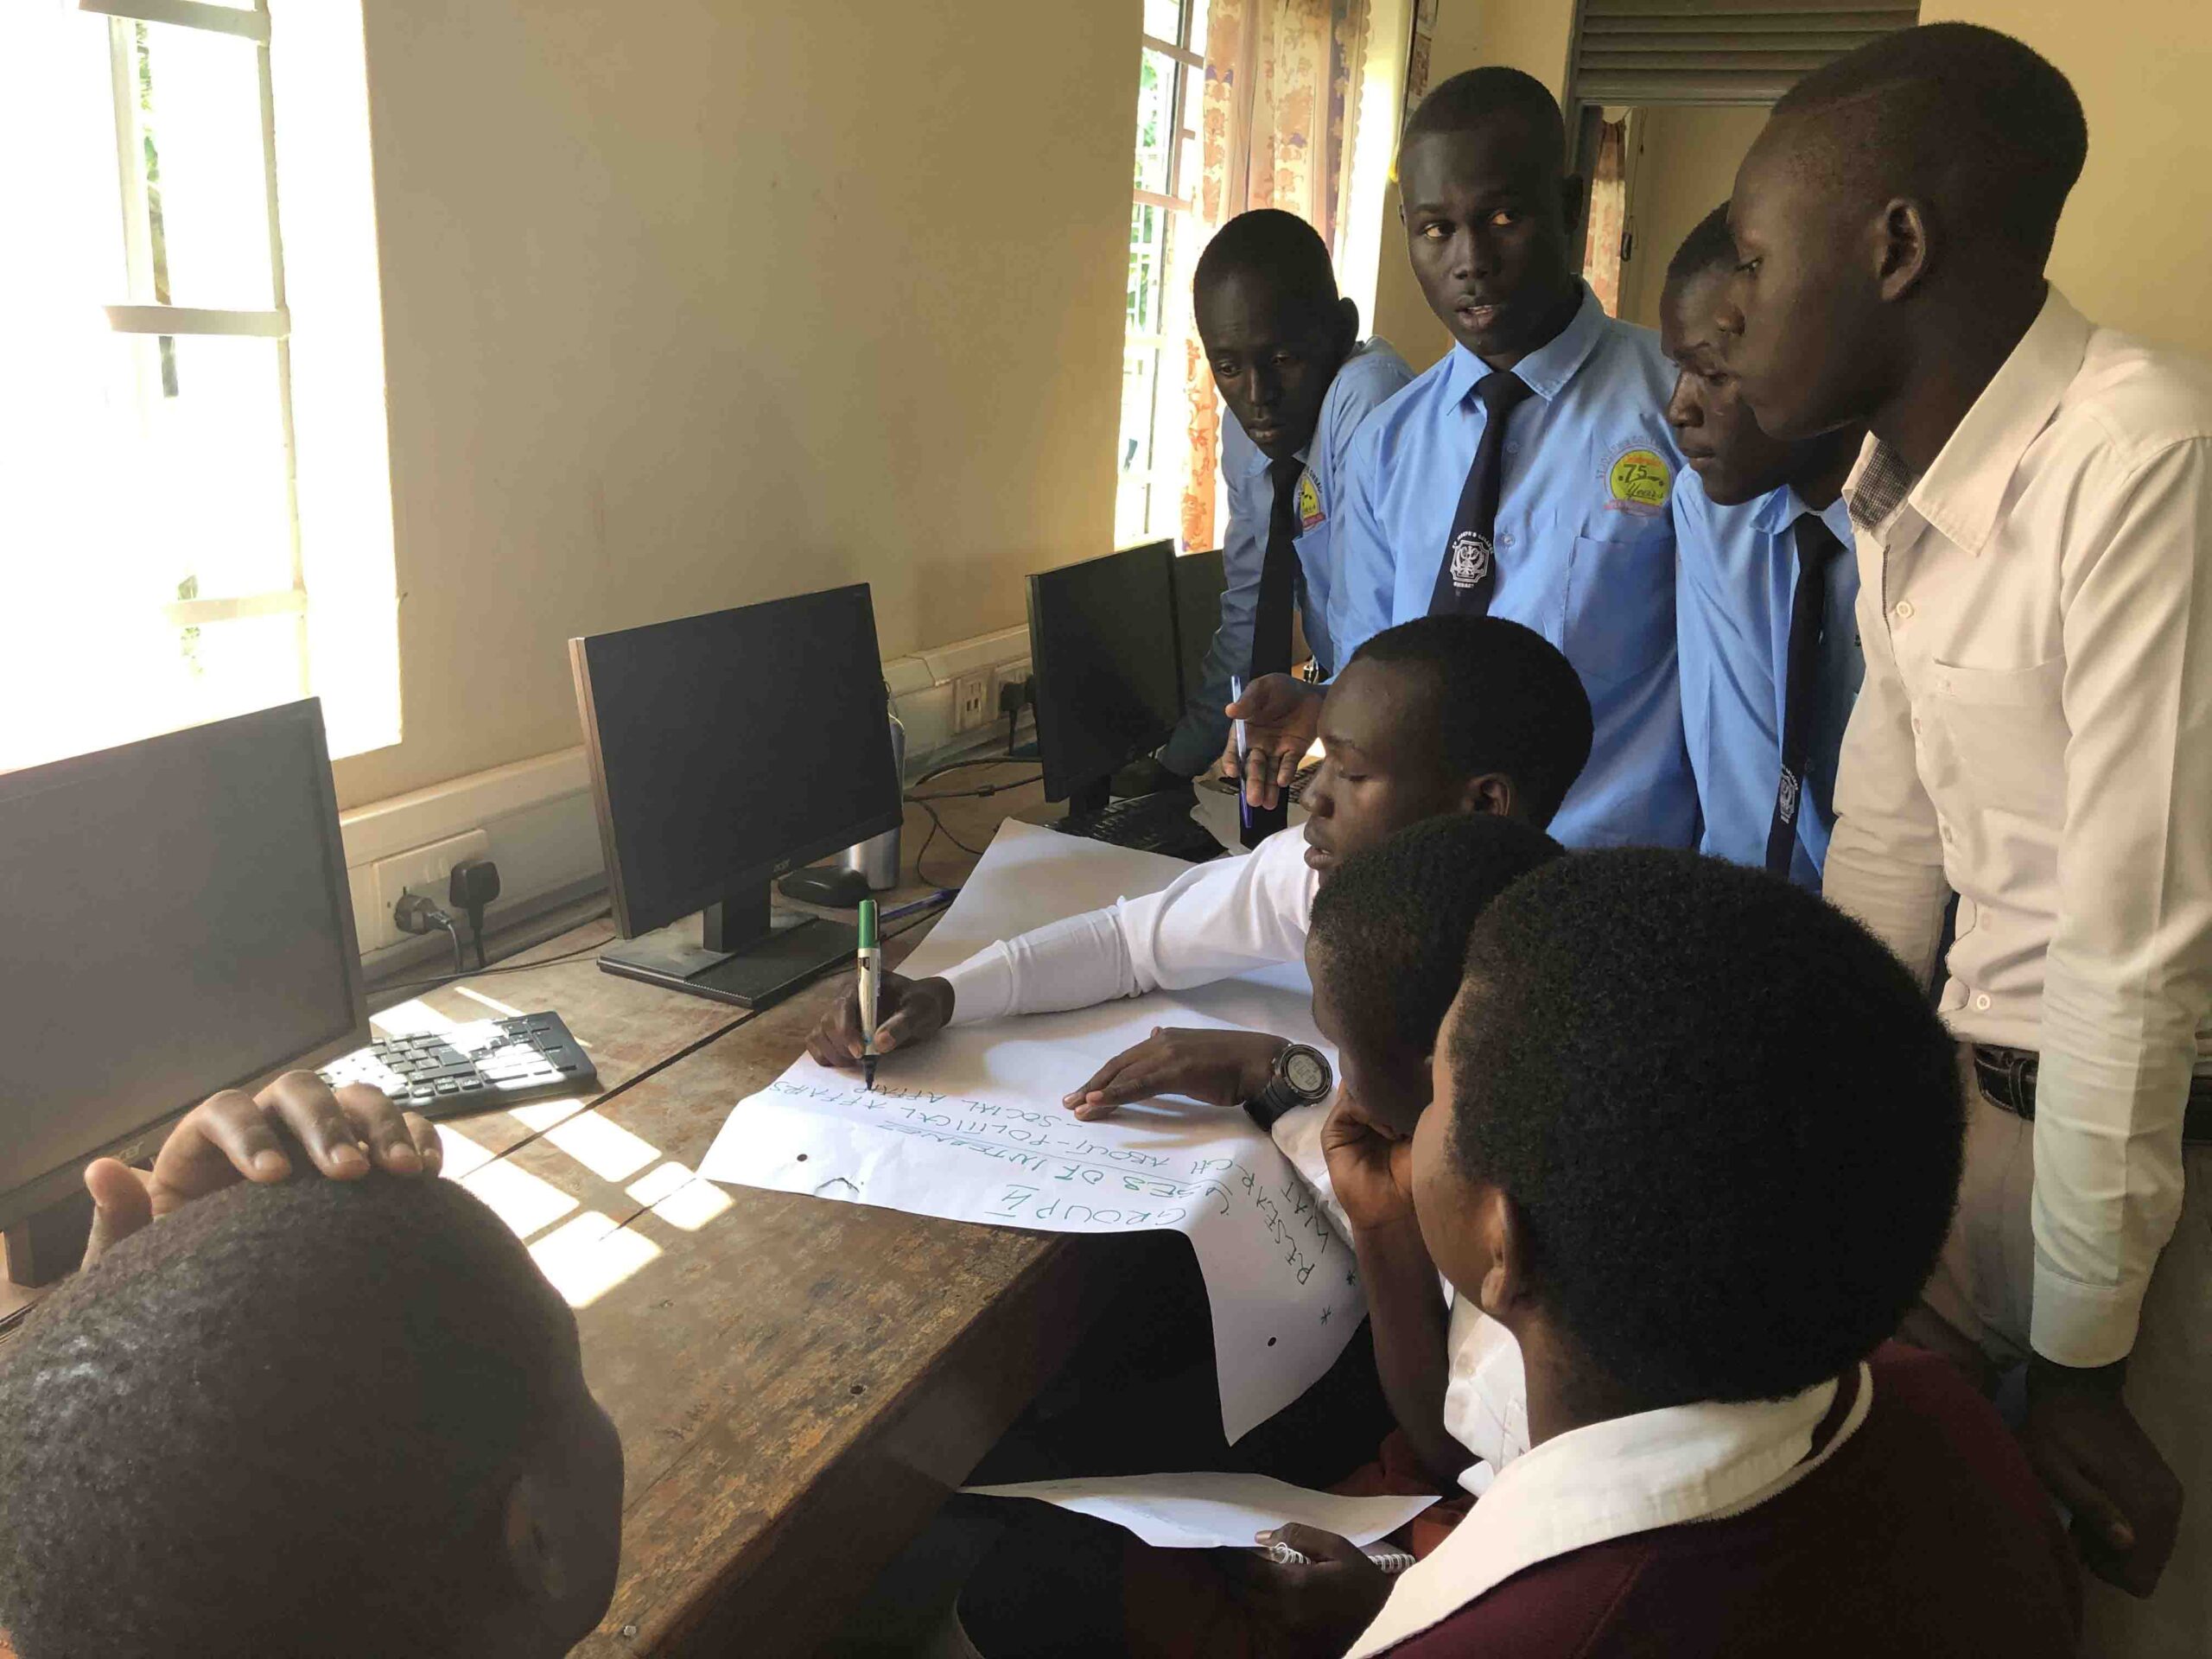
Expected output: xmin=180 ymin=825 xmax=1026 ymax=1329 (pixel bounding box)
xmin=856 ymin=897 xmax=880 ymax=1090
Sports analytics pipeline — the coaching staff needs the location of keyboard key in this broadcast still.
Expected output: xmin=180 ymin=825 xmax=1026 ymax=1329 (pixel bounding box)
xmin=435 ymin=1079 xmax=461 ymax=1095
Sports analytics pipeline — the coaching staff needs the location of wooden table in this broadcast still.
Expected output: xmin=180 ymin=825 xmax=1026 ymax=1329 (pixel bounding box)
xmin=395 ymin=766 xmax=1128 ymax=1656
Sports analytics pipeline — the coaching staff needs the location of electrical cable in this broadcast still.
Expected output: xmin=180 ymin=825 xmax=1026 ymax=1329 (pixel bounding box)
xmin=373 ymin=911 xmax=613 ymax=997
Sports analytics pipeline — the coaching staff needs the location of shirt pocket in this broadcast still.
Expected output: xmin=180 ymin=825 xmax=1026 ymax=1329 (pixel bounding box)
xmin=1564 ymin=533 xmax=1675 ymax=690
xmin=1927 ymin=654 xmax=2069 ymax=817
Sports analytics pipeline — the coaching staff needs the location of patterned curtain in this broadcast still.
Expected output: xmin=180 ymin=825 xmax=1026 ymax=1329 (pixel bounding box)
xmin=1176 ymin=0 xmax=1374 ymax=550
xmin=1581 ymin=115 xmax=1630 ymax=318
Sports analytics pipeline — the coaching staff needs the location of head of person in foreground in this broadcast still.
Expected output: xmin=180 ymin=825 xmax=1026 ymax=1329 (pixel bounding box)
xmin=0 ymin=1174 xmax=626 ymax=1659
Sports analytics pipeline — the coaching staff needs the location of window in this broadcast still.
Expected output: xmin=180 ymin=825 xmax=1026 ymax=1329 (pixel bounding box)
xmin=0 ymin=0 xmax=395 ymax=775
xmin=1116 ymin=0 xmax=1209 ymax=546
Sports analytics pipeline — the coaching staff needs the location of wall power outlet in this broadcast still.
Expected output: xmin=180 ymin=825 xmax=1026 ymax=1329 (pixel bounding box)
xmin=367 ymin=829 xmax=491 ymax=952
xmin=952 ymin=670 xmax=993 ymax=733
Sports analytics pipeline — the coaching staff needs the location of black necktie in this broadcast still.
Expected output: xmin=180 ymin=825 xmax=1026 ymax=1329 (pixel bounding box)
xmin=1429 ymin=370 xmax=1534 ymax=616
xmin=1240 ymin=460 xmax=1302 ymax=849
xmin=1249 ymin=458 xmax=1303 ymax=682
xmin=1767 ymin=513 xmax=1848 ymax=875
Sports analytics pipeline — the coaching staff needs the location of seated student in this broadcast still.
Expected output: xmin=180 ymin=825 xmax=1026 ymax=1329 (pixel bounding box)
xmin=1226 ymin=69 xmax=1695 ymax=855
xmin=0 ymin=1083 xmax=623 ymax=1659
xmin=807 ymin=613 xmax=1592 ymax=1123
xmin=1128 ymin=209 xmax=1414 ymax=803
xmin=1248 ymin=852 xmax=2080 ymax=1659
xmin=1662 ymin=203 xmax=1865 ymax=887
xmin=951 ymin=814 xmax=1565 ymax=1659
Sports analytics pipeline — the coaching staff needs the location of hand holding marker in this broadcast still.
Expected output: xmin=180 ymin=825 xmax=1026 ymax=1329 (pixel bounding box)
xmin=856 ymin=898 xmax=880 ymax=1090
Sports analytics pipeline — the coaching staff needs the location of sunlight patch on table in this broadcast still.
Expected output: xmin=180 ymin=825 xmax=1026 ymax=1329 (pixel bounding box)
xmin=464 ymin=1158 xmax=582 ymax=1242
xmin=544 ymin=1111 xmax=660 ymax=1182
xmin=433 ymin=1122 xmax=497 ymax=1180
xmin=626 ymin=1160 xmax=735 ymax=1230
xmin=531 ymin=1211 xmax=661 ymax=1307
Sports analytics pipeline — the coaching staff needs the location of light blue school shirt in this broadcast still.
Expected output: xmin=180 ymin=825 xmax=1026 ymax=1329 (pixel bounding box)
xmin=1332 ymin=284 xmax=1698 ymax=849
xmin=1160 ymin=337 xmax=1415 ymax=774
xmin=1674 ymin=480 xmax=1862 ymax=886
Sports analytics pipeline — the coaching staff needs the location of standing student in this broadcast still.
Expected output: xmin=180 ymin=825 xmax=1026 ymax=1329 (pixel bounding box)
xmin=1227 ymin=68 xmax=1696 ymax=853
xmin=1724 ymin=23 xmax=2211 ymax=1647
xmin=1662 ymin=203 xmax=1866 ymax=884
xmin=1128 ymin=209 xmax=1412 ymax=806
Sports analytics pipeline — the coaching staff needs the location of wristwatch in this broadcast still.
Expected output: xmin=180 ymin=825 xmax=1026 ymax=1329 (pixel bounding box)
xmin=1243 ymin=1042 xmax=1334 ymax=1130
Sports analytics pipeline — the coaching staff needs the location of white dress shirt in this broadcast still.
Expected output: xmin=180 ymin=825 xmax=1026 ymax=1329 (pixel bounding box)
xmin=938 ymin=826 xmax=1319 ymax=1023
xmin=1347 ymin=1365 xmax=1864 ymax=1656
xmin=1823 ymin=288 xmax=2212 ymax=1367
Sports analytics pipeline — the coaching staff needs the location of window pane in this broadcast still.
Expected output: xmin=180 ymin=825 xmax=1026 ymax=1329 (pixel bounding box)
xmin=124 ymin=19 xmax=275 ymax=310
xmin=1143 ymin=0 xmax=1185 ymax=41
xmin=1186 ymin=0 xmax=1209 ymax=60
xmin=105 ymin=331 xmax=296 ymax=603
xmin=1133 ymin=48 xmax=1180 ymax=197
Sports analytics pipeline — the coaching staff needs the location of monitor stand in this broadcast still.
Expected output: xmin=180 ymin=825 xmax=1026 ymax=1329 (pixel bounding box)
xmin=597 ymin=881 xmax=858 ymax=1010
xmin=1065 ymin=777 xmax=1112 ymax=816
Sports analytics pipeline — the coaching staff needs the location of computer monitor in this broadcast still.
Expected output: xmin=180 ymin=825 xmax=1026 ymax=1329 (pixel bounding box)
xmin=570 ymin=585 xmax=903 ymax=1010
xmin=1027 ymin=539 xmax=1181 ymax=810
xmin=0 ymin=700 xmax=366 ymax=1272
xmin=1169 ymin=546 xmax=1227 ymax=708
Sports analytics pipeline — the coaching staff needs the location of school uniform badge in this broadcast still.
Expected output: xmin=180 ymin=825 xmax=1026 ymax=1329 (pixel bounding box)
xmin=1449 ymin=530 xmax=1493 ymax=589
xmin=1295 ymin=471 xmax=1325 ymax=532
xmin=1604 ymin=446 xmax=1672 ymax=517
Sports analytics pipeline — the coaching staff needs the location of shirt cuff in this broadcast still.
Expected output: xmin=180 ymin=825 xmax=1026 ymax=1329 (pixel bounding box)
xmin=938 ymin=944 xmax=1015 ymax=1027
xmin=2029 ymin=1263 xmax=2149 ymax=1370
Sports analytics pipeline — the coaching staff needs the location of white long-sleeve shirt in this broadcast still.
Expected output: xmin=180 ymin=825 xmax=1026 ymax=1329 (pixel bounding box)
xmin=1823 ymin=288 xmax=2212 ymax=1368
xmin=939 ymin=825 xmax=1319 ymax=1022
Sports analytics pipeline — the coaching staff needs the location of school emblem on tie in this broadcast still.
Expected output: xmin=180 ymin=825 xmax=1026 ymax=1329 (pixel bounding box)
xmin=1604 ymin=445 xmax=1672 ymax=517
xmin=1295 ymin=471 xmax=1325 ymax=532
xmin=1775 ymin=766 xmax=1801 ymax=829
xmin=1449 ymin=530 xmax=1493 ymax=590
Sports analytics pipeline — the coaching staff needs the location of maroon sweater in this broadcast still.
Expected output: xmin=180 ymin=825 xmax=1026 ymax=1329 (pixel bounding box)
xmin=1385 ymin=1345 xmax=2080 ymax=1658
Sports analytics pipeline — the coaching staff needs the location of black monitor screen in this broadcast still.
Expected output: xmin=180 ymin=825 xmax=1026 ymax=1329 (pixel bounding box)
xmin=1169 ymin=547 xmax=1228 ymax=705
xmin=0 ymin=701 xmax=365 ymax=1227
xmin=571 ymin=586 xmax=902 ymax=938
xmin=1027 ymin=541 xmax=1181 ymax=801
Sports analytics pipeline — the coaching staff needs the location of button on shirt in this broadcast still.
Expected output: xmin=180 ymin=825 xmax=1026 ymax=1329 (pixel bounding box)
xmin=1824 ymin=288 xmax=2212 ymax=1366
xmin=1332 ymin=284 xmax=1697 ymax=849
xmin=1675 ymin=481 xmax=1862 ymax=884
xmin=1163 ymin=339 xmax=1415 ymax=774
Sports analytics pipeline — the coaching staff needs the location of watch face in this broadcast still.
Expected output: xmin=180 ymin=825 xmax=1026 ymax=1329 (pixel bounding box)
xmin=1284 ymin=1050 xmax=1329 ymax=1096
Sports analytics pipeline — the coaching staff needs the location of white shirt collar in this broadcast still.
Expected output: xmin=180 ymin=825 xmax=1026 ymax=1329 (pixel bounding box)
xmin=1346 ymin=1361 xmax=1872 ymax=1657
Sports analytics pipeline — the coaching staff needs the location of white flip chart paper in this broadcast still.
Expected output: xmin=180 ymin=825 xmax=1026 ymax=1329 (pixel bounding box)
xmin=960 ymin=1471 xmax=1439 ymax=1550
xmin=698 ymin=821 xmax=1363 ymax=1441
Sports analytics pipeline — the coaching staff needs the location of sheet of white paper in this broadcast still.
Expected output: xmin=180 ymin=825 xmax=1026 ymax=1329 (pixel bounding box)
xmin=700 ymin=821 xmax=1363 ymax=1441
xmin=959 ymin=1471 xmax=1439 ymax=1550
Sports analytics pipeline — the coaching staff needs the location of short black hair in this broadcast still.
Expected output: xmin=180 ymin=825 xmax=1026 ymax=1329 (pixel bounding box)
xmin=1309 ymin=815 xmax=1563 ymax=1062
xmin=1445 ymin=850 xmax=1963 ymax=1408
xmin=1193 ymin=208 xmax=1338 ymax=314
xmin=1664 ymin=201 xmax=1736 ymax=292
xmin=1348 ymin=615 xmax=1592 ymax=828
xmin=1402 ymin=67 xmax=1566 ymax=175
xmin=0 ymin=1176 xmax=572 ymax=1658
xmin=1772 ymin=22 xmax=2087 ymax=262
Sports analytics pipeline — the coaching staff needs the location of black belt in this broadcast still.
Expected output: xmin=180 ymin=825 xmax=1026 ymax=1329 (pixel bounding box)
xmin=1972 ymin=1044 xmax=2212 ymax=1146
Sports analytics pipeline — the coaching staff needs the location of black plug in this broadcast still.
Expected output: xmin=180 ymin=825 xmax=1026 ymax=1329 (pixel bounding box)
xmin=448 ymin=858 xmax=501 ymax=970
xmin=395 ymin=891 xmax=465 ymax=973
xmin=998 ymin=675 xmax=1034 ymax=756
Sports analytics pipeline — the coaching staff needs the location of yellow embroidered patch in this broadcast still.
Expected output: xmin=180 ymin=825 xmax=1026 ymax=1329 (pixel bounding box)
xmin=1296 ymin=471 xmax=1325 ymax=531
xmin=1605 ymin=446 xmax=1672 ymax=515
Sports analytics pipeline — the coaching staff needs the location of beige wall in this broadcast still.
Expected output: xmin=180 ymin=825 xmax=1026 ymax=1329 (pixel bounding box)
xmin=333 ymin=1 xmax=1135 ymax=809
xmin=1926 ymin=0 xmax=2212 ymax=360
xmin=1371 ymin=0 xmax=1577 ymax=371
xmin=1614 ymin=104 xmax=1769 ymax=330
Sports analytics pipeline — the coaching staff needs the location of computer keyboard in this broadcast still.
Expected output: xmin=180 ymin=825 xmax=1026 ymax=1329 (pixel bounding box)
xmin=1055 ymin=791 xmax=1226 ymax=862
xmin=1200 ymin=758 xmax=1321 ymax=804
xmin=320 ymin=1013 xmax=599 ymax=1119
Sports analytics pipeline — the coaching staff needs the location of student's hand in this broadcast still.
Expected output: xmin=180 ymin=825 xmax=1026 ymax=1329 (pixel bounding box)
xmin=1320 ymin=1091 xmax=1416 ymax=1233
xmin=2021 ymin=1357 xmax=2183 ymax=1597
xmin=1219 ymin=675 xmax=1324 ymax=810
xmin=1216 ymin=1525 xmax=1394 ymax=1658
xmin=804 ymin=971 xmax=955 ymax=1071
xmin=79 ymin=1072 xmax=442 ymax=1270
xmin=1061 ymin=1027 xmax=1287 ymax=1122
